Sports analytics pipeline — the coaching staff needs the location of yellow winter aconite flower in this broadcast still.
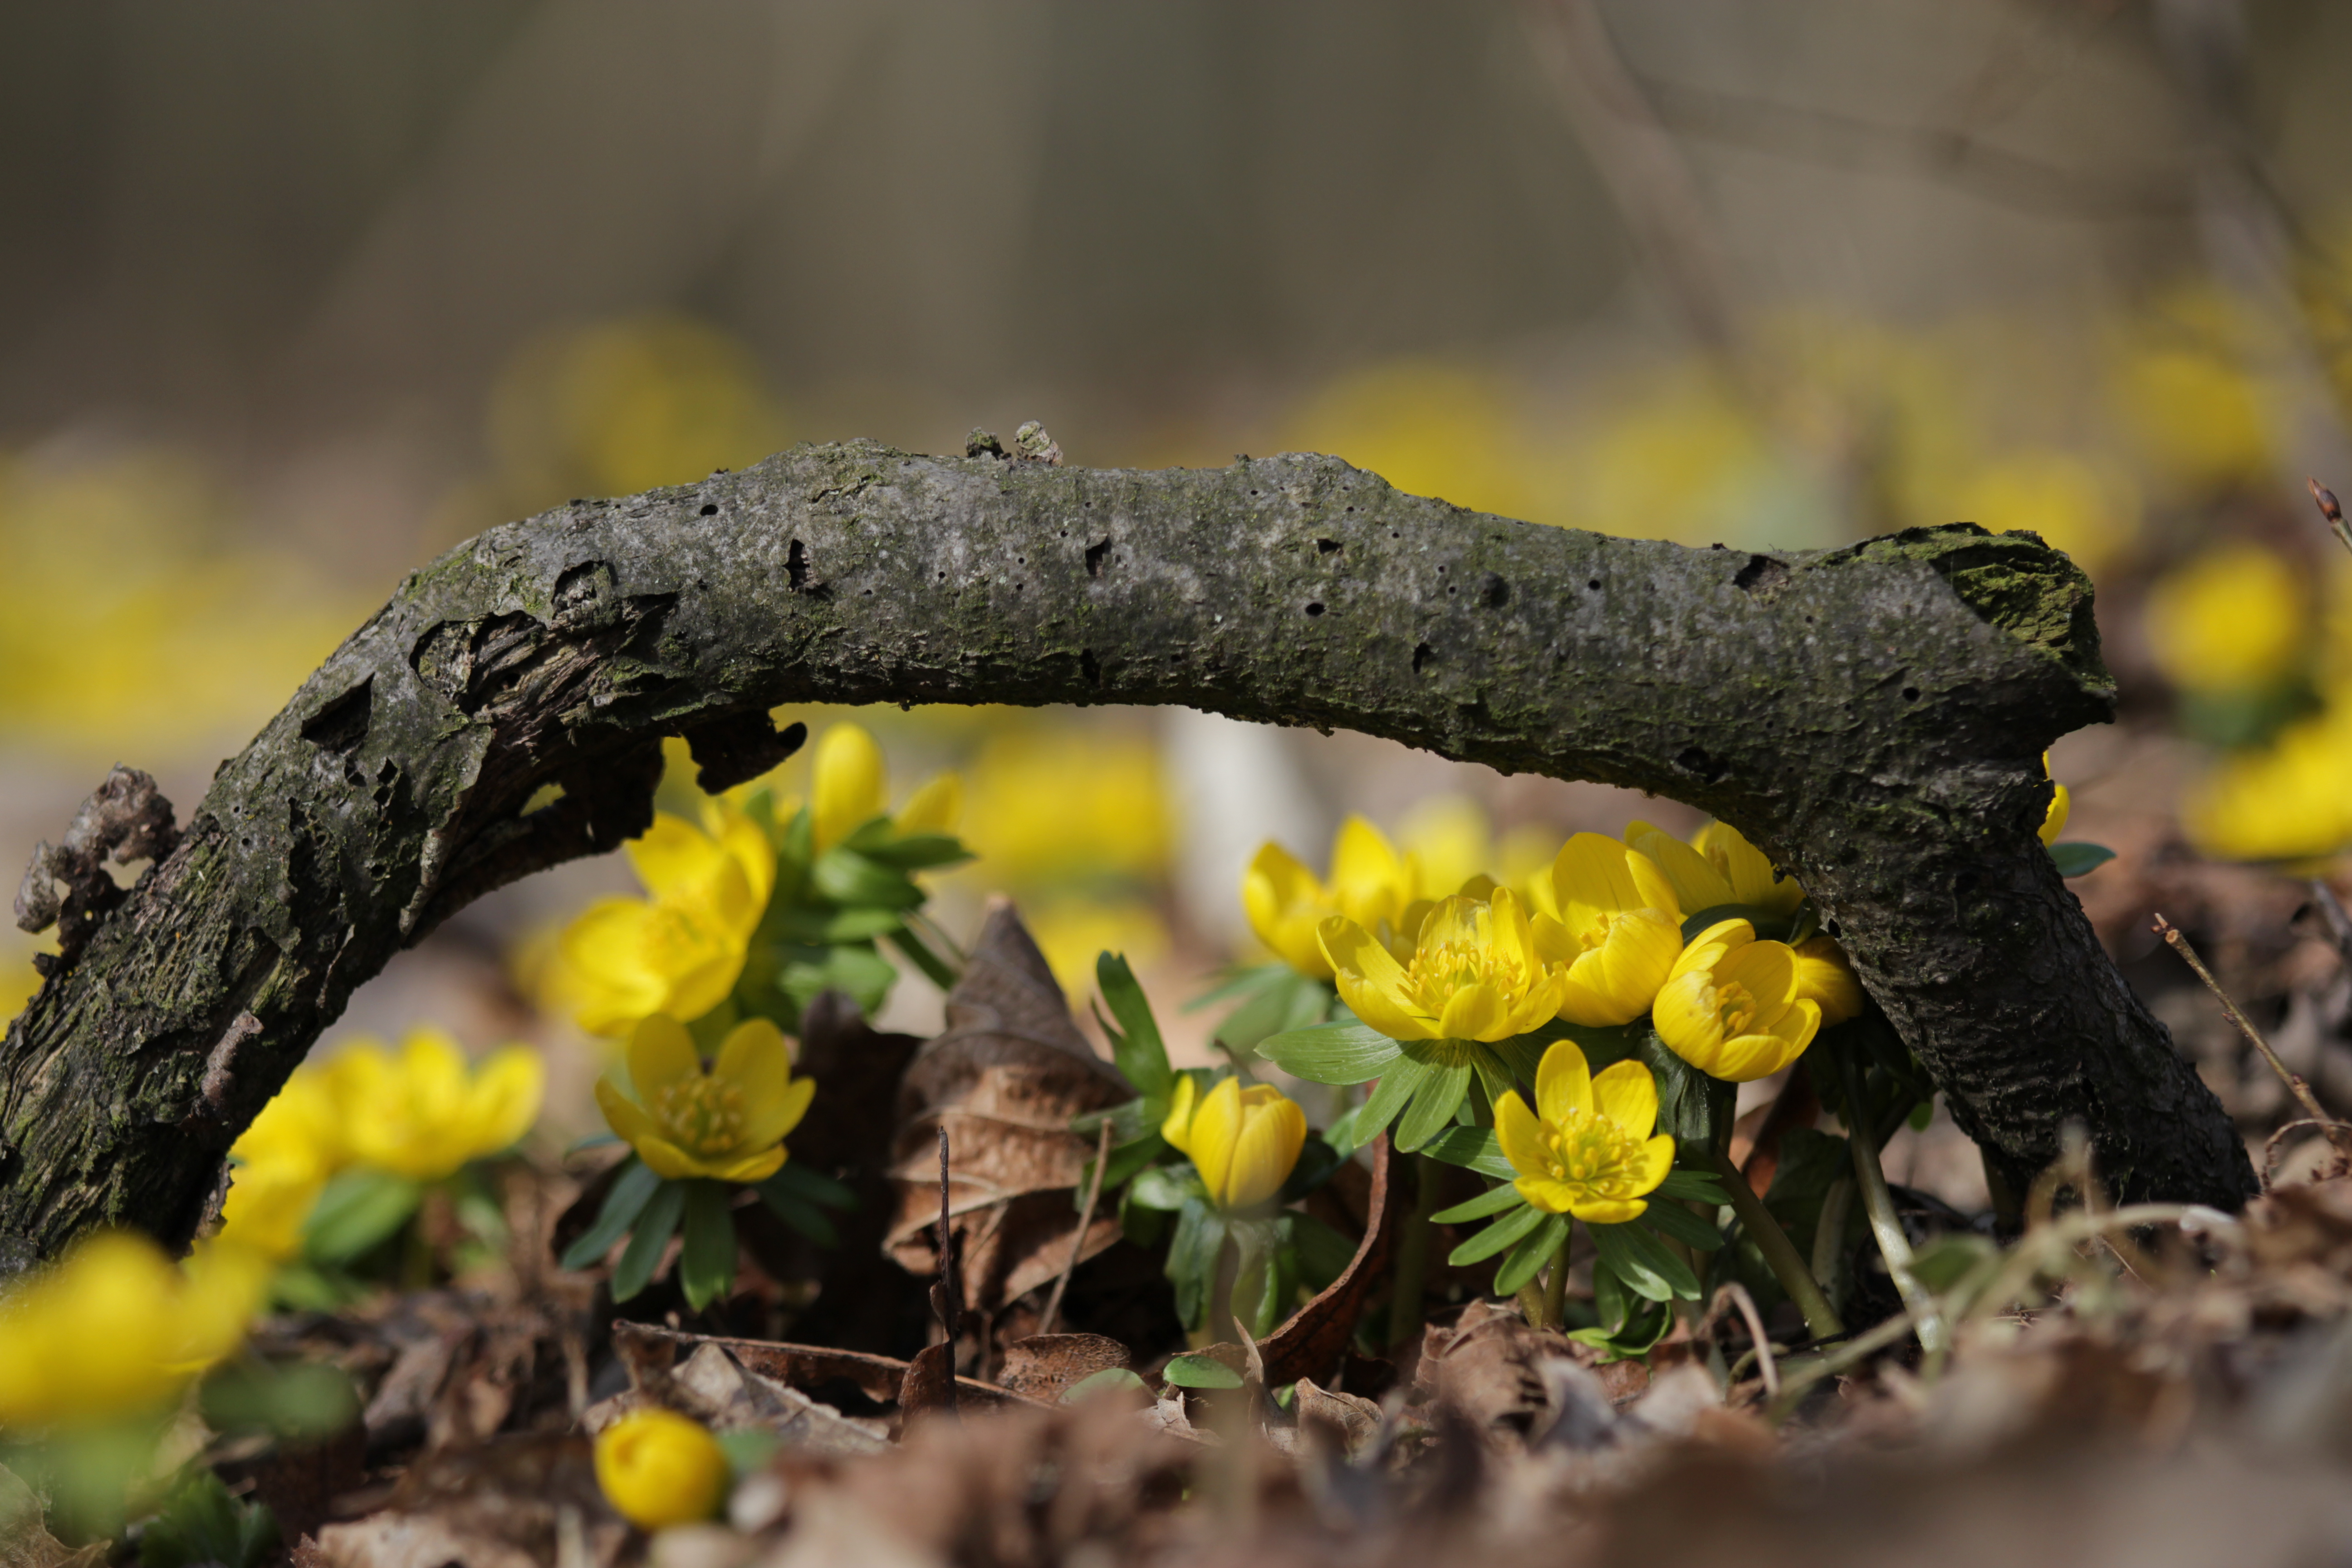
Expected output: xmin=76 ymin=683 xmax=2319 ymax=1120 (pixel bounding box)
xmin=0 ymin=1232 xmax=268 ymax=1431
xmin=956 ymin=724 xmax=1165 ymax=886
xmin=1791 ymin=936 xmax=1865 ymax=1027
xmin=1494 ymin=1041 xmax=1675 ymax=1224
xmin=1318 ymin=888 xmax=1568 ymax=1043
xmin=2144 ymin=543 xmax=2307 ymax=694
xmin=594 ymin=1407 xmax=729 ymax=1531
xmin=2039 ymin=752 xmax=2071 ymax=847
xmin=1547 ymin=833 xmax=1686 ymax=1027
xmin=595 ymin=1014 xmax=813 ymax=1183
xmin=1654 ymin=919 xmax=1822 ymax=1083
xmin=1161 ymin=1076 xmax=1308 ymax=1211
xmin=556 ymin=796 xmax=776 ymax=1034
xmin=1245 ymin=817 xmax=1423 ymax=980
xmin=1626 ymin=820 xmax=1803 ymax=920
xmin=323 ymin=1029 xmax=544 ymax=1182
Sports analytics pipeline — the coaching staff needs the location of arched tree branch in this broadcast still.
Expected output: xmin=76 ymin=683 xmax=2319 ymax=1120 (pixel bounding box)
xmin=0 ymin=440 xmax=2253 ymax=1272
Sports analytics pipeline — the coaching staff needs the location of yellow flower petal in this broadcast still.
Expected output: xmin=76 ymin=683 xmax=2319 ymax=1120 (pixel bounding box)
xmin=466 ymin=1047 xmax=546 ymax=1156
xmin=1792 ymin=936 xmax=1864 ymax=1026
xmin=1494 ymin=1090 xmax=1548 ymax=1178
xmin=1186 ymin=1077 xmax=1245 ymax=1203
xmin=1534 ymin=1039 xmax=1594 ymax=1127
xmin=1221 ymin=1088 xmax=1306 ymax=1208
xmin=1693 ymin=821 xmax=1803 ymax=916
xmin=897 ymin=772 xmax=963 ymax=835
xmin=1245 ymin=842 xmax=1335 ymax=979
xmin=740 ymin=1073 xmax=816 ymax=1154
xmin=625 ymin=812 xmax=721 ymax=902
xmin=595 ymin=1078 xmax=665 ymax=1152
xmin=632 ymin=1133 xmax=708 ymax=1181
xmin=812 ymin=724 xmax=887 ymax=853
xmin=1590 ymin=1058 xmax=1658 ymax=1137
xmin=1627 ymin=821 xmax=1737 ymax=913
xmin=1160 ymin=1074 xmax=1200 ymax=1155
xmin=1568 ymin=1196 xmax=1649 ymax=1225
xmin=705 ymin=1144 xmax=788 ymax=1184
xmin=715 ymin=1018 xmax=791 ymax=1121
xmin=1329 ymin=815 xmax=1414 ymax=926
xmin=1321 ymin=916 xmax=1436 ymax=1039
xmin=1435 ymin=980 xmax=1507 ymax=1042
xmin=627 ymin=1014 xmax=702 ymax=1102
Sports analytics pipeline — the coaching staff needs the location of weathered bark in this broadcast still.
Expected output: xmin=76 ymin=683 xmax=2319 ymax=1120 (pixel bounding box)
xmin=0 ymin=440 xmax=2255 ymax=1271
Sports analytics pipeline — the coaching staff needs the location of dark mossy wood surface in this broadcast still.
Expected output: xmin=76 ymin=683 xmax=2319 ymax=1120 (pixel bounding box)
xmin=0 ymin=441 xmax=2254 ymax=1272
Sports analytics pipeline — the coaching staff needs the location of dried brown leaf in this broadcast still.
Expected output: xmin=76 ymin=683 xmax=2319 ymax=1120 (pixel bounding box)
xmin=885 ymin=904 xmax=1133 ymax=1312
xmin=1262 ymin=1136 xmax=1395 ymax=1387
xmin=311 ymin=1434 xmax=622 ymax=1568
xmin=996 ymin=1333 xmax=1133 ymax=1402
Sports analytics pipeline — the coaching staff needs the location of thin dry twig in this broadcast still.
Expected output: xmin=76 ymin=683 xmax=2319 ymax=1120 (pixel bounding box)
xmin=2264 ymin=1117 xmax=2352 ymax=1187
xmin=2154 ymin=914 xmax=2348 ymax=1157
xmin=1709 ymin=1282 xmax=1779 ymax=1399
xmin=1037 ymin=1118 xmax=1112 ymax=1337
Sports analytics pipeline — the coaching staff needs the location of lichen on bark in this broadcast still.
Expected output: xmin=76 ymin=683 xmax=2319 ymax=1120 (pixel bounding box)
xmin=0 ymin=440 xmax=2254 ymax=1273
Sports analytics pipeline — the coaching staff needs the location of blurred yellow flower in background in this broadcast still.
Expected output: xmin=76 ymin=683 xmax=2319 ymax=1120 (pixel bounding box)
xmin=555 ymin=797 xmax=776 ymax=1034
xmin=2183 ymin=693 xmax=2352 ymax=862
xmin=464 ymin=314 xmax=789 ymax=527
xmin=0 ymin=448 xmax=355 ymax=763
xmin=1161 ymin=1076 xmax=1307 ymax=1211
xmin=0 ymin=1232 xmax=267 ymax=1432
xmin=324 ymin=1029 xmax=543 ymax=1182
xmin=219 ymin=1070 xmax=341 ymax=1258
xmin=1953 ymin=450 xmax=2139 ymax=574
xmin=1653 ymin=918 xmax=1821 ymax=1082
xmin=596 ymin=1015 xmax=810 ymax=1183
xmin=1627 ymin=820 xmax=1804 ymax=919
xmin=1282 ymin=360 xmax=1542 ymax=522
xmin=594 ymin=1407 xmax=729 ymax=1530
xmin=1245 ymin=817 xmax=1421 ymax=979
xmin=2144 ymin=543 xmax=2308 ymax=695
xmin=1024 ymin=895 xmax=1169 ymax=998
xmin=2110 ymin=289 xmax=2278 ymax=495
xmin=957 ymin=724 xmax=1168 ymax=887
xmin=1495 ymin=1041 xmax=1673 ymax=1223
xmin=1547 ymin=833 xmax=1685 ymax=1027
xmin=1321 ymin=888 xmax=1568 ymax=1043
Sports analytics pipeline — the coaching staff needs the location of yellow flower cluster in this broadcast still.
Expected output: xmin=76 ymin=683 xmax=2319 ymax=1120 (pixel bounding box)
xmin=0 ymin=1232 xmax=269 ymax=1432
xmin=1289 ymin=811 xmax=1858 ymax=1081
xmin=595 ymin=1015 xmax=813 ymax=1182
xmin=552 ymin=722 xmax=958 ymax=1036
xmin=220 ymin=1028 xmax=543 ymax=1258
xmin=1161 ymin=1076 xmax=1308 ymax=1211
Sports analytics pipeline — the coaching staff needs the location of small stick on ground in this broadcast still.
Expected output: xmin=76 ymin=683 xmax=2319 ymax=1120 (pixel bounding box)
xmin=1038 ymin=1119 xmax=1112 ymax=1337
xmin=2154 ymin=914 xmax=2352 ymax=1161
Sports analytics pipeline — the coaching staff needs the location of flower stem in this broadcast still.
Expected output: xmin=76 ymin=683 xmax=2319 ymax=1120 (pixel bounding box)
xmin=1835 ymin=1051 xmax=1948 ymax=1354
xmin=1209 ymin=1232 xmax=1241 ymax=1345
xmin=1701 ymin=1146 xmax=1843 ymax=1343
xmin=1539 ymin=1229 xmax=1571 ymax=1330
xmin=1810 ymin=1173 xmax=1853 ymax=1312
xmin=1387 ymin=1152 xmax=1442 ymax=1349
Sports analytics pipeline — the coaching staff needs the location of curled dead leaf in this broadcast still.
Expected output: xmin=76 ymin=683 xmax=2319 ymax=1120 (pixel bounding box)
xmin=885 ymin=903 xmax=1134 ymax=1312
